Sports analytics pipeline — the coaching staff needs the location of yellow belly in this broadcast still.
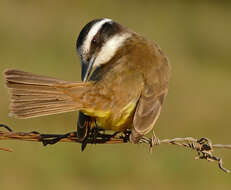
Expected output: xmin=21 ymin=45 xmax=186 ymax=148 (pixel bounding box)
xmin=81 ymin=101 xmax=137 ymax=131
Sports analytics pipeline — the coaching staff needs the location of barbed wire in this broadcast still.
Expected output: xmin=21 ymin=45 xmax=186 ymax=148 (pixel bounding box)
xmin=0 ymin=124 xmax=230 ymax=173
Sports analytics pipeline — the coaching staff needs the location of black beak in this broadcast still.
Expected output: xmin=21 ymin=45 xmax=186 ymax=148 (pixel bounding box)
xmin=81 ymin=55 xmax=96 ymax=82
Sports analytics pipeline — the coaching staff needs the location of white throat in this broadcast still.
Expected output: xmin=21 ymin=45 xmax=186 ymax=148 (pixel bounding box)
xmin=93 ymin=33 xmax=131 ymax=67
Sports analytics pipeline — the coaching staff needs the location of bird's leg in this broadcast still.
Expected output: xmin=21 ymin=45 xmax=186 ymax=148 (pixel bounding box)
xmin=97 ymin=129 xmax=131 ymax=142
xmin=93 ymin=127 xmax=131 ymax=142
xmin=91 ymin=126 xmax=104 ymax=143
xmin=89 ymin=123 xmax=130 ymax=143
xmin=81 ymin=122 xmax=106 ymax=151
xmin=81 ymin=128 xmax=90 ymax=151
xmin=89 ymin=121 xmax=111 ymax=141
xmin=119 ymin=129 xmax=131 ymax=142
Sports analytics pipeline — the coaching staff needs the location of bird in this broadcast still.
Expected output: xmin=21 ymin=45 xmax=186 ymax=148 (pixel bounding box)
xmin=4 ymin=18 xmax=170 ymax=150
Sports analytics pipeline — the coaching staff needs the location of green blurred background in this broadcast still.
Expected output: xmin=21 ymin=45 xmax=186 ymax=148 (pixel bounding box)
xmin=0 ymin=1 xmax=231 ymax=190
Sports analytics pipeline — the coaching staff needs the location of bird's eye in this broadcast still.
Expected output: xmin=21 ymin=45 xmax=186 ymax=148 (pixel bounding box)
xmin=92 ymin=39 xmax=97 ymax=44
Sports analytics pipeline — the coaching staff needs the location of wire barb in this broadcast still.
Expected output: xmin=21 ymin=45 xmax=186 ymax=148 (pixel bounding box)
xmin=0 ymin=124 xmax=230 ymax=173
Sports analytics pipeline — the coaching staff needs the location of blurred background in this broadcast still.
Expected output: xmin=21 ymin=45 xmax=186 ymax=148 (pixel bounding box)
xmin=0 ymin=1 xmax=231 ymax=189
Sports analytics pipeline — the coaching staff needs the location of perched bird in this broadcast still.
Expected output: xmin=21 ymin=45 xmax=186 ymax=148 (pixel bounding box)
xmin=4 ymin=18 xmax=170 ymax=150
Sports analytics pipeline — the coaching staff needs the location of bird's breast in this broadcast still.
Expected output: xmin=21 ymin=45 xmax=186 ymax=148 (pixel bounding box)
xmin=81 ymin=58 xmax=144 ymax=131
xmin=82 ymin=100 xmax=137 ymax=131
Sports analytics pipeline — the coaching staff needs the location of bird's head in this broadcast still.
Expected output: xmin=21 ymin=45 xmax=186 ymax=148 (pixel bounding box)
xmin=76 ymin=18 xmax=132 ymax=81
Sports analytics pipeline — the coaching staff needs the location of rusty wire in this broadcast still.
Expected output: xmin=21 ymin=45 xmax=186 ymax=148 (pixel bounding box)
xmin=0 ymin=124 xmax=230 ymax=173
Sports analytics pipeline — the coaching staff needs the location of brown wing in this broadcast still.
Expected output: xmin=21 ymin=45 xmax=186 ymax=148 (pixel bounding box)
xmin=130 ymin=88 xmax=167 ymax=143
xmin=130 ymin=44 xmax=170 ymax=143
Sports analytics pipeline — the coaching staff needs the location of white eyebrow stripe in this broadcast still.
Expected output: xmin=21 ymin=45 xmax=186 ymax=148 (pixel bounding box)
xmin=82 ymin=18 xmax=112 ymax=53
xmin=93 ymin=33 xmax=131 ymax=67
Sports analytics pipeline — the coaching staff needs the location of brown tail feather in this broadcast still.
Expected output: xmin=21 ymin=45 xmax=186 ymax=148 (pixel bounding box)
xmin=4 ymin=69 xmax=90 ymax=119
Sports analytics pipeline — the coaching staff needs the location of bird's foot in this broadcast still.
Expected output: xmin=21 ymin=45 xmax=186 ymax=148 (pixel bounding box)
xmin=119 ymin=129 xmax=131 ymax=143
xmin=80 ymin=128 xmax=131 ymax=151
xmin=80 ymin=126 xmax=110 ymax=151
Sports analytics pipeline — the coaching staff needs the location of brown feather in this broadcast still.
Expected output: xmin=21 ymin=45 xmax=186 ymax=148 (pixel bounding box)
xmin=4 ymin=69 xmax=92 ymax=119
xmin=130 ymin=42 xmax=170 ymax=143
xmin=131 ymin=91 xmax=167 ymax=143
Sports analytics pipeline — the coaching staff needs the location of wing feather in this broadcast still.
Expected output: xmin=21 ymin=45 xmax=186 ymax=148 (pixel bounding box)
xmin=131 ymin=88 xmax=167 ymax=143
xmin=130 ymin=56 xmax=170 ymax=143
